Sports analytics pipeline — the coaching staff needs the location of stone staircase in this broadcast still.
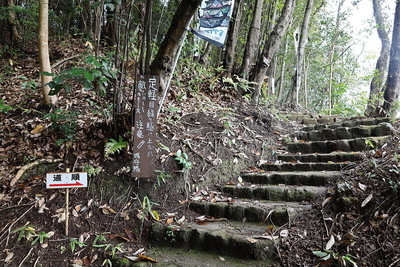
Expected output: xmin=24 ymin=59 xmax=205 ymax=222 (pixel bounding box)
xmin=148 ymin=117 xmax=394 ymax=266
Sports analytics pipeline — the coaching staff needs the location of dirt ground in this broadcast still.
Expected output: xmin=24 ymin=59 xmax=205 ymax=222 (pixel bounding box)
xmin=1 ymin=40 xmax=399 ymax=267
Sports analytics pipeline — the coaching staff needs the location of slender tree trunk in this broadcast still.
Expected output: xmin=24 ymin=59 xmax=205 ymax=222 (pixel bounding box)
xmin=290 ymin=0 xmax=314 ymax=106
xmin=223 ymin=0 xmax=243 ymax=77
xmin=7 ymin=0 xmax=21 ymax=43
xmin=251 ymin=0 xmax=295 ymax=104
xmin=327 ymin=0 xmax=344 ymax=115
xmin=149 ymin=0 xmax=202 ymax=96
xmin=240 ymin=0 xmax=263 ymax=79
xmin=381 ymin=0 xmax=400 ymax=116
xmin=277 ymin=36 xmax=289 ymax=102
xmin=39 ymin=0 xmax=57 ymax=107
xmin=366 ymin=0 xmax=390 ymax=117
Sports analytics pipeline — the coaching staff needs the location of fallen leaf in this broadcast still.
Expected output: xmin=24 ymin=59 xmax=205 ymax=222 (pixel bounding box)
xmin=280 ymin=229 xmax=289 ymax=238
xmin=358 ymin=183 xmax=367 ymax=191
xmin=166 ymin=217 xmax=174 ymax=225
xmin=361 ymin=193 xmax=373 ymax=207
xmin=247 ymin=237 xmax=258 ymax=243
xmin=325 ymin=235 xmax=335 ymax=250
xmin=322 ymin=196 xmax=333 ymax=208
xmin=138 ymin=254 xmax=158 ymax=263
xmin=31 ymin=125 xmax=45 ymax=134
xmin=219 ymin=256 xmax=226 ymax=261
xmin=4 ymin=250 xmax=14 ymax=263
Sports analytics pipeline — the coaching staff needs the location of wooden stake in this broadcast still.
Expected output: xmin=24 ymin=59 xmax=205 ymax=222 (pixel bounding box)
xmin=65 ymin=168 xmax=70 ymax=236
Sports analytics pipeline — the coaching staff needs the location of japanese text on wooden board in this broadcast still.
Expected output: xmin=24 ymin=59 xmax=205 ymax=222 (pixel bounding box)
xmin=132 ymin=75 xmax=159 ymax=178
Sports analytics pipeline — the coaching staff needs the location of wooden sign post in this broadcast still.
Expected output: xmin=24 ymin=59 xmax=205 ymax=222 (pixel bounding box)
xmin=46 ymin=170 xmax=87 ymax=235
xmin=132 ymin=75 xmax=159 ymax=178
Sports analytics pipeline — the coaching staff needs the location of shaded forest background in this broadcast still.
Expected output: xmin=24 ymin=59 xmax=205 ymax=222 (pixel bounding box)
xmin=1 ymin=0 xmax=398 ymax=119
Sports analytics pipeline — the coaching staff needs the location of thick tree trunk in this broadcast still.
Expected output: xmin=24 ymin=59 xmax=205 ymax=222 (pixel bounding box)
xmin=381 ymin=0 xmax=400 ymax=116
xmin=149 ymin=0 xmax=202 ymax=96
xmin=251 ymin=0 xmax=295 ymax=104
xmin=38 ymin=0 xmax=57 ymax=107
xmin=240 ymin=0 xmax=263 ymax=79
xmin=223 ymin=0 xmax=243 ymax=77
xmin=366 ymin=0 xmax=390 ymax=117
xmin=290 ymin=0 xmax=314 ymax=106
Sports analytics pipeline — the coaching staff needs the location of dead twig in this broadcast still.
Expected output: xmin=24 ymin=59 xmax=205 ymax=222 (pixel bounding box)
xmin=10 ymin=158 xmax=63 ymax=187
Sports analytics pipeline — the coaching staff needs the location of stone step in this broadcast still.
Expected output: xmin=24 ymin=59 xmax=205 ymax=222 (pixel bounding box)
xmin=277 ymin=152 xmax=364 ymax=163
xmin=301 ymin=117 xmax=391 ymax=131
xmin=294 ymin=123 xmax=394 ymax=142
xmin=286 ymin=136 xmax=390 ymax=153
xmin=189 ymin=199 xmax=312 ymax=226
xmin=260 ymin=162 xmax=348 ymax=171
xmin=240 ymin=171 xmax=339 ymax=186
xmin=149 ymin=221 xmax=278 ymax=261
xmin=222 ymin=185 xmax=327 ymax=202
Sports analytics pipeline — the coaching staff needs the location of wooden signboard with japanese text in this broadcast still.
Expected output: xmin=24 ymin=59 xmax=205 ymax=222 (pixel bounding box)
xmin=132 ymin=75 xmax=159 ymax=178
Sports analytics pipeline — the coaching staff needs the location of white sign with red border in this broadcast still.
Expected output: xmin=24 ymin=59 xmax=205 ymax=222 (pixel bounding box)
xmin=46 ymin=172 xmax=88 ymax=189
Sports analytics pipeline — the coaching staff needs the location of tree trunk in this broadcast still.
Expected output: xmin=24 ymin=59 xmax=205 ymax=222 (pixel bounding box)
xmin=327 ymin=0 xmax=344 ymax=115
xmin=290 ymin=0 xmax=314 ymax=106
xmin=223 ymin=0 xmax=243 ymax=77
xmin=7 ymin=0 xmax=21 ymax=43
xmin=366 ymin=0 xmax=390 ymax=117
xmin=381 ymin=0 xmax=400 ymax=116
xmin=251 ymin=0 xmax=295 ymax=104
xmin=139 ymin=0 xmax=153 ymax=74
xmin=149 ymin=0 xmax=202 ymax=96
xmin=240 ymin=0 xmax=263 ymax=79
xmin=38 ymin=0 xmax=57 ymax=107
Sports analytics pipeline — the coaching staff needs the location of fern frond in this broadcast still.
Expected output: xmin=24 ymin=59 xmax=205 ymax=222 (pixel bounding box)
xmin=104 ymin=136 xmax=128 ymax=157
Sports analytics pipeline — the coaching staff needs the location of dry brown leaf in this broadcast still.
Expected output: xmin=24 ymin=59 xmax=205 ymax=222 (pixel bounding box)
xmin=138 ymin=254 xmax=158 ymax=263
xmin=247 ymin=237 xmax=258 ymax=243
xmin=322 ymin=196 xmax=333 ymax=208
xmin=361 ymin=193 xmax=373 ymax=207
xmin=166 ymin=217 xmax=174 ymax=225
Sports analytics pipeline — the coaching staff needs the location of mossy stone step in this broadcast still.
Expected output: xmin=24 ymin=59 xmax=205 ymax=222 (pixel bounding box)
xmin=301 ymin=117 xmax=391 ymax=131
xmin=189 ymin=199 xmax=312 ymax=226
xmin=294 ymin=123 xmax=394 ymax=142
xmin=286 ymin=136 xmax=390 ymax=153
xmin=222 ymin=185 xmax=326 ymax=202
xmin=149 ymin=221 xmax=277 ymax=261
xmin=261 ymin=162 xmax=348 ymax=172
xmin=240 ymin=171 xmax=339 ymax=186
xmin=277 ymin=152 xmax=365 ymax=163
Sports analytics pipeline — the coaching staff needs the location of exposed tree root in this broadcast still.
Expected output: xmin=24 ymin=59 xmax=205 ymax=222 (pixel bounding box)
xmin=10 ymin=158 xmax=63 ymax=187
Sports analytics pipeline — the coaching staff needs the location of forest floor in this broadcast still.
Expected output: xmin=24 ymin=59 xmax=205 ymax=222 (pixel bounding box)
xmin=0 ymin=39 xmax=399 ymax=267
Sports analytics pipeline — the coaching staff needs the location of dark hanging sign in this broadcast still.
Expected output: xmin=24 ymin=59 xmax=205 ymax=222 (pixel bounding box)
xmin=132 ymin=75 xmax=159 ymax=178
xmin=191 ymin=0 xmax=234 ymax=47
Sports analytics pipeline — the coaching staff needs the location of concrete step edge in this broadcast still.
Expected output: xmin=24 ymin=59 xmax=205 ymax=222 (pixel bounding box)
xmin=189 ymin=199 xmax=312 ymax=226
xmin=223 ymin=185 xmax=327 ymax=202
xmin=149 ymin=221 xmax=278 ymax=261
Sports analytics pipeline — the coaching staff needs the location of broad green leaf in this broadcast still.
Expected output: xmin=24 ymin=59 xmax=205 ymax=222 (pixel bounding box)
xmin=84 ymin=71 xmax=94 ymax=82
xmin=40 ymin=71 xmax=55 ymax=76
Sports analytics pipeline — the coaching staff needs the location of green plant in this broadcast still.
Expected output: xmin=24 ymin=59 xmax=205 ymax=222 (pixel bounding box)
xmin=0 ymin=100 xmax=12 ymax=113
xmin=154 ymin=170 xmax=172 ymax=188
xmin=44 ymin=108 xmax=79 ymax=145
xmin=69 ymin=238 xmax=87 ymax=252
xmin=174 ymin=149 xmax=193 ymax=170
xmin=165 ymin=229 xmax=176 ymax=243
xmin=20 ymin=76 xmax=38 ymax=90
xmin=139 ymin=196 xmax=160 ymax=221
xmin=83 ymin=164 xmax=102 ymax=177
xmin=41 ymin=54 xmax=117 ymax=96
xmin=313 ymin=235 xmax=358 ymax=267
xmin=104 ymin=136 xmax=128 ymax=157
xmin=13 ymin=225 xmax=52 ymax=245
